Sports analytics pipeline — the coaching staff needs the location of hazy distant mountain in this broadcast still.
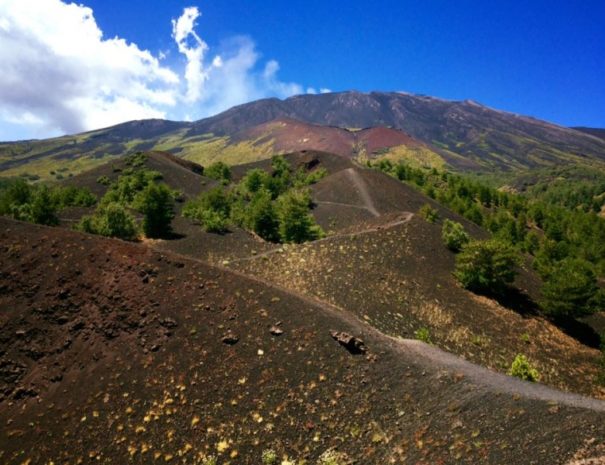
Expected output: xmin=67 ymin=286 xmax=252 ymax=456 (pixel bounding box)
xmin=2 ymin=91 xmax=605 ymax=179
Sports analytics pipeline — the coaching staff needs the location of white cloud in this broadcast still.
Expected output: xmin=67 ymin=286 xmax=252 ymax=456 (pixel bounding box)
xmin=0 ymin=1 xmax=325 ymax=140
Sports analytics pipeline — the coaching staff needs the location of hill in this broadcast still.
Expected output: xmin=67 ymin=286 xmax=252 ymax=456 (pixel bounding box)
xmin=3 ymin=92 xmax=605 ymax=180
xmin=2 ymin=218 xmax=605 ymax=465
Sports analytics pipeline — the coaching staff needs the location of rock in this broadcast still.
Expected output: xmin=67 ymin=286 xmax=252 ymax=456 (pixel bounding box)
xmin=330 ymin=330 xmax=367 ymax=354
xmin=222 ymin=331 xmax=239 ymax=345
xmin=160 ymin=318 xmax=178 ymax=329
xmin=270 ymin=326 xmax=283 ymax=336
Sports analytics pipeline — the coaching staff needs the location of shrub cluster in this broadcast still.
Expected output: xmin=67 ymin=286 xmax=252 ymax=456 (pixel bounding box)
xmin=77 ymin=157 xmax=176 ymax=240
xmin=0 ymin=179 xmax=96 ymax=226
xmin=184 ymin=156 xmax=326 ymax=243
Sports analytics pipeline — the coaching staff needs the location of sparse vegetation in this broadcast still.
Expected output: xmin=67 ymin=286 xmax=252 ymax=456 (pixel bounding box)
xmin=454 ymin=239 xmax=519 ymax=294
xmin=508 ymin=354 xmax=540 ymax=382
xmin=317 ymin=449 xmax=348 ymax=465
xmin=441 ymin=219 xmax=470 ymax=252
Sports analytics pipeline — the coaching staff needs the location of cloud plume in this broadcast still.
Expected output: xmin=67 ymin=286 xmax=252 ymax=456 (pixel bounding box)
xmin=0 ymin=1 xmax=321 ymax=140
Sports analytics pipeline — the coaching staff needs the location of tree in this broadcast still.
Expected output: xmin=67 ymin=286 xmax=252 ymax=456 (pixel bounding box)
xmin=134 ymin=182 xmax=174 ymax=238
xmin=441 ymin=220 xmax=470 ymax=252
xmin=540 ymin=258 xmax=599 ymax=319
xmin=277 ymin=190 xmax=324 ymax=243
xmin=454 ymin=239 xmax=519 ymax=294
xmin=204 ymin=161 xmax=231 ymax=184
xmin=246 ymin=188 xmax=279 ymax=241
xmin=28 ymin=186 xmax=59 ymax=225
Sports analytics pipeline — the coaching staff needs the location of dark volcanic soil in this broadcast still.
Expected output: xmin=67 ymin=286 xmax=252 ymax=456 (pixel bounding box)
xmin=2 ymin=218 xmax=605 ymax=465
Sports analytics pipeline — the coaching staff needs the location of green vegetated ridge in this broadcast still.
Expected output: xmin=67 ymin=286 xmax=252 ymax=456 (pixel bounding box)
xmin=373 ymin=159 xmax=605 ymax=321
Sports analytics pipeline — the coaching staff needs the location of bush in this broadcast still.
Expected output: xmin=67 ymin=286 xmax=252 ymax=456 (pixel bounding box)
xmin=28 ymin=186 xmax=59 ymax=225
xmin=261 ymin=449 xmax=277 ymax=465
xmin=419 ymin=204 xmax=439 ymax=223
xmin=199 ymin=209 xmax=228 ymax=233
xmin=205 ymin=161 xmax=231 ymax=184
xmin=454 ymin=239 xmax=519 ymax=294
xmin=277 ymin=190 xmax=324 ymax=243
xmin=133 ymin=182 xmax=174 ymax=238
xmin=183 ymin=187 xmax=232 ymax=233
xmin=508 ymin=354 xmax=540 ymax=382
xmin=414 ymin=327 xmax=432 ymax=344
xmin=540 ymin=258 xmax=599 ymax=319
xmin=77 ymin=203 xmax=138 ymax=240
xmin=441 ymin=219 xmax=470 ymax=252
xmin=97 ymin=175 xmax=111 ymax=186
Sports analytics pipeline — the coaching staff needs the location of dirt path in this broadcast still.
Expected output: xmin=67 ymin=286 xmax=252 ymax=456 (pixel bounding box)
xmin=315 ymin=200 xmax=374 ymax=212
xmin=345 ymin=167 xmax=380 ymax=217
xmin=226 ymin=212 xmax=414 ymax=264
xmin=394 ymin=338 xmax=605 ymax=412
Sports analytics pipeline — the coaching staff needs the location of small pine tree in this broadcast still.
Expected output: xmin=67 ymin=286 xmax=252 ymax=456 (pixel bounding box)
xmin=246 ymin=189 xmax=279 ymax=241
xmin=454 ymin=239 xmax=519 ymax=294
xmin=277 ymin=190 xmax=324 ymax=243
xmin=134 ymin=183 xmax=175 ymax=238
xmin=540 ymin=258 xmax=599 ymax=319
xmin=204 ymin=161 xmax=232 ymax=184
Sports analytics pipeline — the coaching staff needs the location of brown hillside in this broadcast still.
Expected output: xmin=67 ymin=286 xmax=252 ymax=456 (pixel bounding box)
xmin=238 ymin=118 xmax=433 ymax=160
xmin=1 ymin=218 xmax=605 ymax=465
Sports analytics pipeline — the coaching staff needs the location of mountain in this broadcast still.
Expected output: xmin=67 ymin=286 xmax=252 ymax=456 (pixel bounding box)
xmin=573 ymin=127 xmax=605 ymax=141
xmin=2 ymin=91 xmax=605 ymax=180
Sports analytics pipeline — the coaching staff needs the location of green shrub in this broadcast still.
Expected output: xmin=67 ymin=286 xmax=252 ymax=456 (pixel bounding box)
xmin=27 ymin=186 xmax=59 ymax=225
xmin=97 ymin=175 xmax=111 ymax=186
xmin=540 ymin=258 xmax=599 ymax=319
xmin=205 ymin=161 xmax=231 ymax=184
xmin=197 ymin=209 xmax=227 ymax=233
xmin=77 ymin=203 xmax=138 ymax=240
xmin=133 ymin=182 xmax=175 ymax=238
xmin=441 ymin=219 xmax=470 ymax=252
xmin=508 ymin=354 xmax=540 ymax=382
xmin=277 ymin=190 xmax=324 ymax=243
xmin=262 ymin=449 xmax=278 ymax=465
xmin=183 ymin=187 xmax=232 ymax=233
xmin=454 ymin=239 xmax=519 ymax=294
xmin=414 ymin=327 xmax=432 ymax=344
xmin=419 ymin=204 xmax=439 ymax=223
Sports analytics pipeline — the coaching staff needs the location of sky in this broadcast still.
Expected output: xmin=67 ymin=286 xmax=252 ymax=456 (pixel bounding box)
xmin=0 ymin=0 xmax=603 ymax=141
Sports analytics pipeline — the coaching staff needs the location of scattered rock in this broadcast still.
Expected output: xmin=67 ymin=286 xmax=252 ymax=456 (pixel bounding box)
xmin=222 ymin=331 xmax=239 ymax=345
xmin=330 ymin=330 xmax=367 ymax=354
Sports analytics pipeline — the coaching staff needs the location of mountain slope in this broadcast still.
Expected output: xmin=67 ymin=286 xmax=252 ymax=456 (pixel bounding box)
xmin=2 ymin=92 xmax=605 ymax=180
xmin=190 ymin=92 xmax=605 ymax=170
xmin=2 ymin=217 xmax=605 ymax=465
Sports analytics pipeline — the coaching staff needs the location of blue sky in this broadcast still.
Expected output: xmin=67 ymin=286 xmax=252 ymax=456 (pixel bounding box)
xmin=0 ymin=0 xmax=603 ymax=140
